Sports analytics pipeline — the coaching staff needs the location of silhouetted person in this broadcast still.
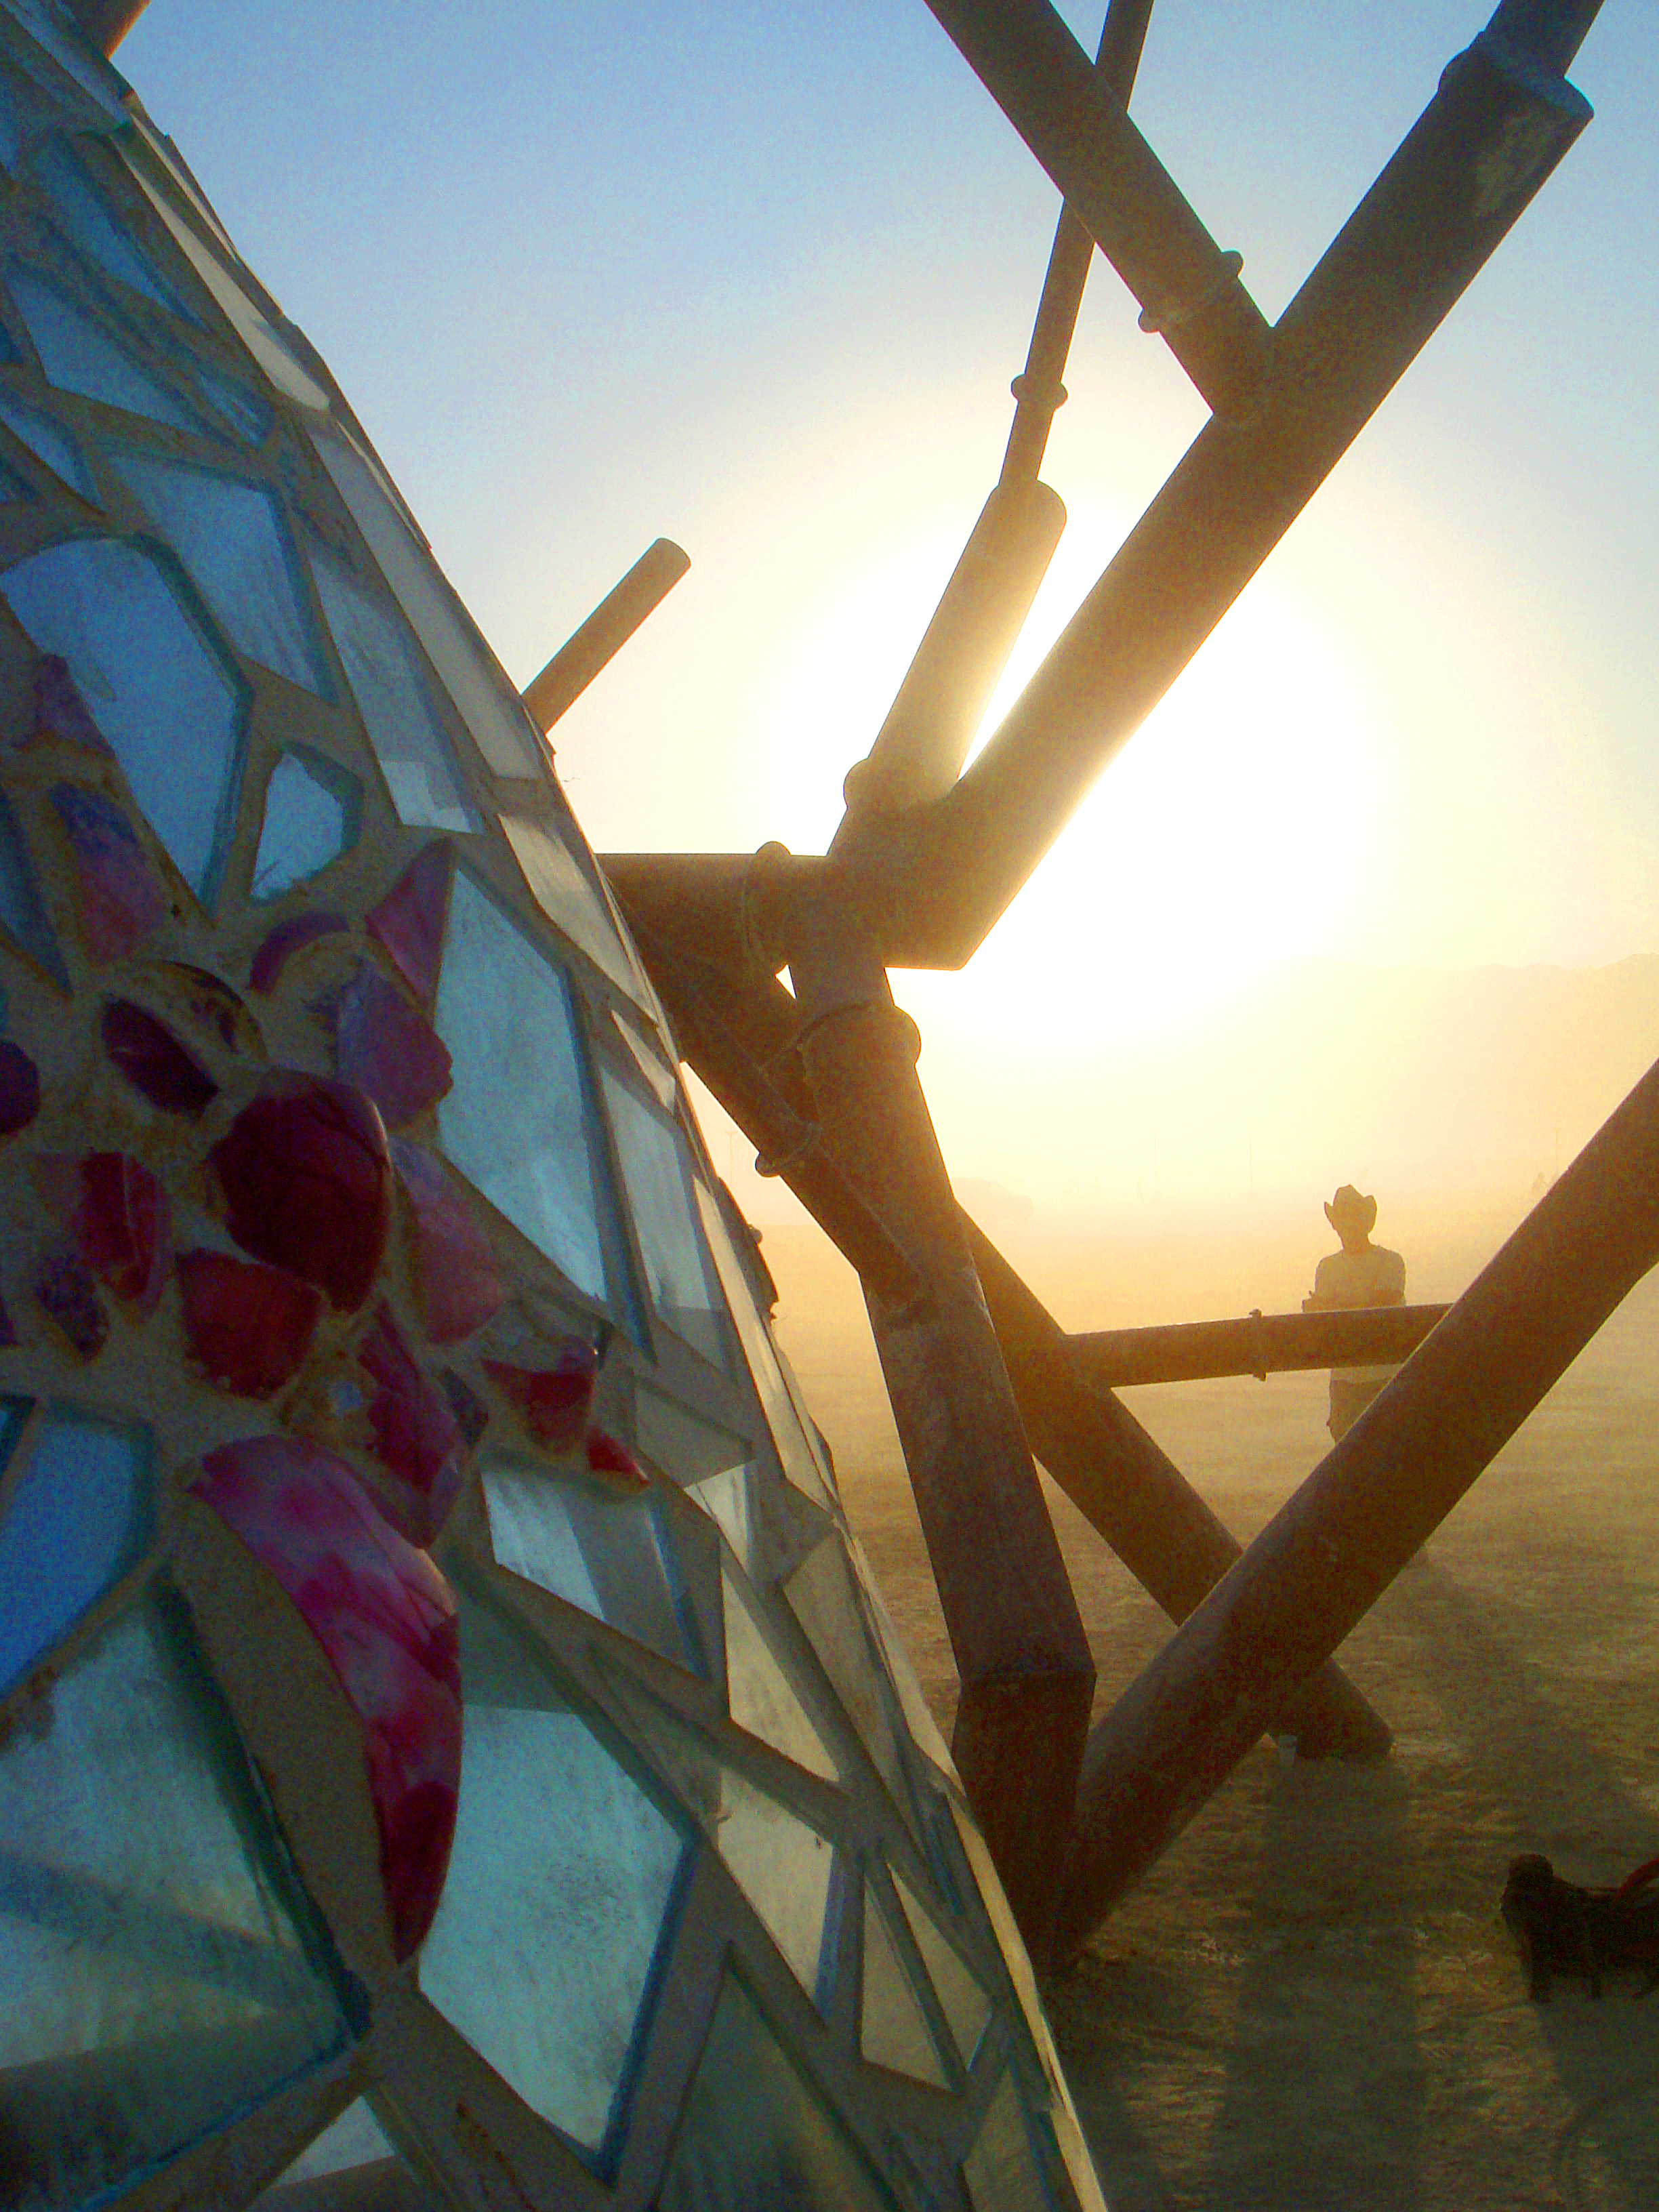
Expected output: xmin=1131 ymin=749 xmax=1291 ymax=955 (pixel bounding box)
xmin=1304 ymin=1185 xmax=1406 ymax=1441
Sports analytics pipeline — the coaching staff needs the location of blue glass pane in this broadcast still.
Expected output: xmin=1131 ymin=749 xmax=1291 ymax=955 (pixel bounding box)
xmin=33 ymin=135 xmax=188 ymax=317
xmin=602 ymin=1072 xmax=729 ymax=1370
xmin=418 ymin=1579 xmax=689 ymax=2163
xmin=192 ymin=360 xmax=271 ymax=444
xmin=0 ymin=388 xmax=95 ymax=497
xmin=659 ymin=1966 xmax=898 ymax=2212
xmin=501 ymin=811 xmax=654 ymax=1011
xmin=962 ymin=2071 xmax=1057 ymax=2212
xmin=0 ymin=535 xmax=249 ymax=905
xmin=249 ymin=746 xmax=359 ymax=903
xmin=250 ymin=2096 xmax=444 ymax=2209
xmin=0 ymin=1402 xmax=152 ymax=1693
xmin=434 ymin=867 xmax=615 ymax=1304
xmin=9 ymin=265 xmax=199 ymax=430
xmin=0 ymin=456 xmax=28 ymax=499
xmin=309 ymin=424 xmax=540 ymax=780
xmin=484 ymin=1452 xmax=704 ymax=1676
xmin=0 ymin=68 xmax=21 ymax=173
xmin=115 ymin=146 xmax=331 ymax=411
xmin=110 ymin=449 xmax=329 ymax=693
xmin=0 ymin=1589 xmax=358 ymax=2208
xmin=0 ymin=784 xmax=66 ymax=983
xmin=307 ymin=539 xmax=477 ymax=834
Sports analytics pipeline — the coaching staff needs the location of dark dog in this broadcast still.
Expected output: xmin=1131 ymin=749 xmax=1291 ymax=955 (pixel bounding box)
xmin=1501 ymin=1852 xmax=1659 ymax=2000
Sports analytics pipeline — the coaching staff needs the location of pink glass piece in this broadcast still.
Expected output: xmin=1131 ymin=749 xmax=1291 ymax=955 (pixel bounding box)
xmin=0 ymin=1040 xmax=40 ymax=1135
xmin=208 ymin=1071 xmax=390 ymax=1312
xmin=36 ymin=1244 xmax=106 ymax=1359
xmin=36 ymin=1151 xmax=170 ymax=1315
xmin=249 ymin=910 xmax=348 ymax=996
xmin=586 ymin=1425 xmax=648 ymax=1489
xmin=100 ymin=1000 xmax=220 ymax=1117
xmin=50 ymin=783 xmax=165 ymax=964
xmin=178 ymin=1250 xmax=321 ymax=1397
xmin=356 ymin=1301 xmax=466 ymax=1545
xmin=482 ymin=1340 xmax=598 ymax=1451
xmin=366 ymin=843 xmax=451 ymax=1004
xmin=193 ymin=1435 xmax=462 ymax=1959
xmin=335 ymin=962 xmax=451 ymax=1131
xmin=30 ymin=655 xmax=111 ymax=756
xmin=389 ymin=1137 xmax=503 ymax=1344
xmin=440 ymin=1369 xmax=489 ymax=1447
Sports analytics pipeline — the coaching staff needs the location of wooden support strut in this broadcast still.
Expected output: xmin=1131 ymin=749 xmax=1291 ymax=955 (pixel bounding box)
xmin=1052 ymin=1038 xmax=1659 ymax=1965
xmin=1069 ymin=1303 xmax=1451 ymax=1389
xmin=783 ymin=933 xmax=1094 ymax=1969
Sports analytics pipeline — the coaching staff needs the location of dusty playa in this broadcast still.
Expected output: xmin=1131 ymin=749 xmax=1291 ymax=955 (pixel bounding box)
xmin=769 ymin=1206 xmax=1659 ymax=2211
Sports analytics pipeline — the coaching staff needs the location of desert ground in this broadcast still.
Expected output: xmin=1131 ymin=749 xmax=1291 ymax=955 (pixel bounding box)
xmin=764 ymin=1201 xmax=1659 ymax=2212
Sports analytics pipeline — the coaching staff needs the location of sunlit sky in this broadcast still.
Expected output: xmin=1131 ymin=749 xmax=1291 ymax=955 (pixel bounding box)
xmin=120 ymin=3 xmax=1659 ymax=1210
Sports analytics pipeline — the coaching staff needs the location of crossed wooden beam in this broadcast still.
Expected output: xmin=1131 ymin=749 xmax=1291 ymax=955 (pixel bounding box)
xmin=564 ymin=0 xmax=1616 ymax=1973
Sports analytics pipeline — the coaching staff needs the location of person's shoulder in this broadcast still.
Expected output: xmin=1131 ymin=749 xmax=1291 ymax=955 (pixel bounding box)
xmin=1372 ymin=1245 xmax=1407 ymax=1290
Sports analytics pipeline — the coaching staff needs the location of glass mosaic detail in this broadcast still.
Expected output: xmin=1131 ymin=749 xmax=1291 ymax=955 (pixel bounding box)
xmin=0 ymin=389 xmax=93 ymax=496
xmin=249 ymin=746 xmax=361 ymax=902
xmin=118 ymin=145 xmax=332 ymax=411
xmin=614 ymin=1008 xmax=677 ymax=1106
xmin=310 ymin=425 xmax=541 ymax=780
xmin=0 ymin=783 xmax=66 ymax=981
xmin=500 ymin=811 xmax=653 ymax=1010
xmin=3 ymin=0 xmax=125 ymax=120
xmin=9 ymin=263 xmax=198 ymax=429
xmin=419 ymin=1581 xmax=688 ymax=2161
xmin=722 ymin=1560 xmax=842 ymax=1783
xmin=32 ymin=134 xmax=188 ymax=318
xmin=785 ymin=1536 xmax=916 ymax=1830
xmin=0 ymin=1401 xmax=152 ymax=1692
xmin=964 ymin=2072 xmax=1054 ymax=2212
xmin=603 ymin=1072 xmax=729 ymax=1370
xmin=1 ymin=534 xmax=248 ymax=904
xmin=659 ymin=1966 xmax=898 ymax=2212
xmin=306 ymin=539 xmax=478 ymax=834
xmin=0 ymin=1591 xmax=356 ymax=2209
xmin=894 ymin=1866 xmax=992 ymax=2070
xmin=249 ymin=2097 xmax=408 ymax=2208
xmin=636 ymin=1385 xmax=750 ymax=1489
xmin=485 ymin=1452 xmax=704 ymax=1675
xmin=697 ymin=1182 xmax=835 ymax=1507
xmin=192 ymin=360 xmax=272 ymax=445
xmin=861 ymin=1877 xmax=951 ymax=2088
xmin=110 ymin=448 xmax=329 ymax=693
xmin=634 ymin=1697 xmax=836 ymax=2003
xmin=434 ymin=866 xmax=617 ymax=1305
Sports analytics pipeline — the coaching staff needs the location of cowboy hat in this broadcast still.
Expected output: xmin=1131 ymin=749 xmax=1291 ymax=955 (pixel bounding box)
xmin=1325 ymin=1185 xmax=1378 ymax=1234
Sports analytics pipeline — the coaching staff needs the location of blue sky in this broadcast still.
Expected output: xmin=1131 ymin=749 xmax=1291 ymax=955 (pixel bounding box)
xmin=111 ymin=3 xmax=1659 ymax=1201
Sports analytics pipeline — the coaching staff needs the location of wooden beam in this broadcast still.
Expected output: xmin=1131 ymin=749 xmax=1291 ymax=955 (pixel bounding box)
xmin=1070 ymin=1303 xmax=1450 ymax=1389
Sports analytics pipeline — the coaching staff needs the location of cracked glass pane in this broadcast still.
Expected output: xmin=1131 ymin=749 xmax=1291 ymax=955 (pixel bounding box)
xmin=9 ymin=264 xmax=198 ymax=429
xmin=659 ymin=1967 xmax=897 ymax=2212
xmin=484 ymin=1452 xmax=704 ymax=1677
xmin=418 ymin=1579 xmax=689 ymax=2160
xmin=249 ymin=747 xmax=360 ymax=903
xmin=307 ymin=540 xmax=477 ymax=834
xmin=1 ymin=533 xmax=249 ymax=904
xmin=434 ymin=867 xmax=617 ymax=1304
xmin=0 ymin=1589 xmax=358 ymax=2209
xmin=110 ymin=449 xmax=329 ymax=694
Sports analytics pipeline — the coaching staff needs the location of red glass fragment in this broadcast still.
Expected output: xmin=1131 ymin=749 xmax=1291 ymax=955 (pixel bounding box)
xmin=50 ymin=783 xmax=165 ymax=964
xmin=356 ymin=1301 xmax=466 ymax=1545
xmin=440 ymin=1368 xmax=489 ymax=1446
xmin=35 ymin=1151 xmax=170 ymax=1315
xmin=335 ymin=962 xmax=451 ymax=1131
xmin=193 ymin=1435 xmax=461 ymax=1959
xmin=586 ymin=1425 xmax=648 ymax=1488
xmin=0 ymin=1040 xmax=39 ymax=1136
xmin=483 ymin=1339 xmax=598 ymax=1451
xmin=366 ymin=844 xmax=451 ymax=1004
xmin=35 ymin=1244 xmax=106 ymax=1359
xmin=101 ymin=1000 xmax=219 ymax=1117
xmin=178 ymin=1250 xmax=321 ymax=1397
xmin=249 ymin=910 xmax=348 ymax=996
xmin=390 ymin=1138 xmax=503 ymax=1344
xmin=209 ymin=1071 xmax=390 ymax=1312
xmin=30 ymin=655 xmax=111 ymax=756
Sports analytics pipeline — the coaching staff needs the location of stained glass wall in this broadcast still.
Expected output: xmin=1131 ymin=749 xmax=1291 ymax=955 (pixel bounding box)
xmin=0 ymin=5 xmax=1108 ymax=2208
